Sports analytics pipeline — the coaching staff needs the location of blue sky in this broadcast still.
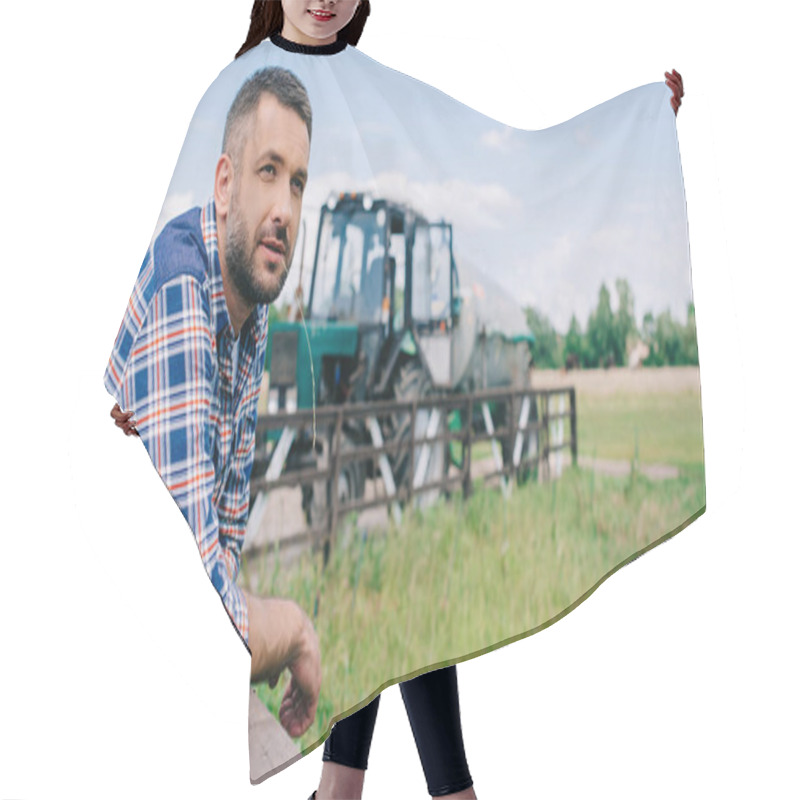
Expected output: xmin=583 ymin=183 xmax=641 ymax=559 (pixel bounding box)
xmin=158 ymin=40 xmax=692 ymax=334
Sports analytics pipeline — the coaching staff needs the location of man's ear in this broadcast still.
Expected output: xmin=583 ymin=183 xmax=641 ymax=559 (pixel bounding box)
xmin=214 ymin=153 xmax=234 ymax=218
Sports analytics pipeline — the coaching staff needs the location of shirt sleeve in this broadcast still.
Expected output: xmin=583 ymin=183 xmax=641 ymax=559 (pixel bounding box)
xmin=118 ymin=273 xmax=250 ymax=645
xmin=216 ymin=345 xmax=262 ymax=589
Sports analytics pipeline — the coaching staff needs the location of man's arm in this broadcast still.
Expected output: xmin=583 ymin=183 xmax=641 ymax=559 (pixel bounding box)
xmin=113 ymin=272 xmax=320 ymax=734
xmin=118 ymin=273 xmax=252 ymax=639
xmin=214 ymin=316 xmax=321 ymax=732
xmin=245 ymin=594 xmax=321 ymax=737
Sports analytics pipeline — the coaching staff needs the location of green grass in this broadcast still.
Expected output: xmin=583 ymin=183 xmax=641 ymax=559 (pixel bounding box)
xmin=245 ymin=462 xmax=705 ymax=755
xmin=244 ymin=380 xmax=706 ymax=753
xmin=465 ymin=387 xmax=703 ymax=467
xmin=471 ymin=440 xmax=494 ymax=462
xmin=576 ymin=390 xmax=704 ymax=466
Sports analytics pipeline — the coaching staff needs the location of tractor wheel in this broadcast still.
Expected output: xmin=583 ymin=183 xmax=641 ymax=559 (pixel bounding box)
xmin=386 ymin=359 xmax=446 ymax=507
xmin=304 ymin=430 xmax=366 ymax=536
xmin=336 ymin=434 xmax=367 ymax=512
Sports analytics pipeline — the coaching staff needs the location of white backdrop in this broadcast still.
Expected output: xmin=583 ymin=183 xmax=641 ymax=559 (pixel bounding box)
xmin=1 ymin=1 xmax=797 ymax=798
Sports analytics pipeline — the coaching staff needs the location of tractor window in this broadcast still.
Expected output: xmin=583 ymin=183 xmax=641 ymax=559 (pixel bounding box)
xmin=311 ymin=211 xmax=339 ymax=319
xmin=412 ymin=224 xmax=451 ymax=323
xmin=355 ymin=233 xmax=386 ymax=323
xmin=429 ymin=225 xmax=451 ymax=320
xmin=312 ymin=209 xmax=386 ymax=323
xmin=389 ymin=230 xmax=406 ymax=330
xmin=329 ymin=224 xmax=364 ymax=318
xmin=411 ymin=224 xmax=431 ymax=321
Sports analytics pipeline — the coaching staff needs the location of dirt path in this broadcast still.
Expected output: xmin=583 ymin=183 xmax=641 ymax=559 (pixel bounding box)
xmin=576 ymin=454 xmax=678 ymax=480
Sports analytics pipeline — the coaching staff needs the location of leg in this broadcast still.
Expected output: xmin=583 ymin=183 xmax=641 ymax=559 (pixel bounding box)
xmin=400 ymin=665 xmax=475 ymax=798
xmin=316 ymin=695 xmax=381 ymax=800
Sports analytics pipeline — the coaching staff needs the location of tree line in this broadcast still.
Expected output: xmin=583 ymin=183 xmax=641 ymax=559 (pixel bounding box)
xmin=524 ymin=278 xmax=699 ymax=369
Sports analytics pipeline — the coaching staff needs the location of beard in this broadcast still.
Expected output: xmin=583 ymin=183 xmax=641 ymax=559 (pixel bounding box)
xmin=225 ymin=198 xmax=292 ymax=307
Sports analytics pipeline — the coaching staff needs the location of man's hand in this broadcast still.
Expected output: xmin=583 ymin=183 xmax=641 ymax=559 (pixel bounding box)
xmin=665 ymin=69 xmax=684 ymax=115
xmin=277 ymin=614 xmax=321 ymax=737
xmin=110 ymin=403 xmax=138 ymax=436
xmin=246 ymin=595 xmax=321 ymax=737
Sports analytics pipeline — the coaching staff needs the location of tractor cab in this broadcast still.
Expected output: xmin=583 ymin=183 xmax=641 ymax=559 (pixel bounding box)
xmin=306 ymin=192 xmax=460 ymax=396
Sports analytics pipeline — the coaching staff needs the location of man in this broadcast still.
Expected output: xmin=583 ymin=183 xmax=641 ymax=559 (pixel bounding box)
xmin=106 ymin=67 xmax=320 ymax=738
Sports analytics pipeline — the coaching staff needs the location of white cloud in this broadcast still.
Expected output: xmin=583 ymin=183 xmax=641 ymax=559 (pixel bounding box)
xmin=279 ymin=169 xmax=523 ymax=306
xmin=480 ymin=125 xmax=517 ymax=151
xmin=303 ymin=169 xmax=521 ymax=232
xmin=372 ymin=171 xmax=520 ymax=230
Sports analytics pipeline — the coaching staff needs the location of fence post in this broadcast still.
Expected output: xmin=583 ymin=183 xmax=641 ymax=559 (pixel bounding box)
xmin=329 ymin=409 xmax=344 ymax=549
xmin=463 ymin=396 xmax=473 ymax=500
xmin=569 ymin=387 xmax=577 ymax=467
xmin=505 ymin=391 xmax=513 ymax=485
xmin=541 ymin=392 xmax=551 ymax=482
xmin=408 ymin=398 xmax=417 ymax=508
xmin=555 ymin=392 xmax=565 ymax=478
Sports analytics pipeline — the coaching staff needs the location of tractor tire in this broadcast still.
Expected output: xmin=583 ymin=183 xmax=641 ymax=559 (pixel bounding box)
xmin=304 ymin=430 xmax=366 ymax=534
xmin=335 ymin=434 xmax=367 ymax=513
xmin=385 ymin=359 xmax=446 ymax=507
xmin=386 ymin=359 xmax=428 ymax=487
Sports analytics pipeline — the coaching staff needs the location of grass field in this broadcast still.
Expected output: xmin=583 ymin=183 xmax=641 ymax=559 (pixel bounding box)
xmin=242 ymin=366 xmax=706 ymax=753
xmin=534 ymin=365 xmax=704 ymax=467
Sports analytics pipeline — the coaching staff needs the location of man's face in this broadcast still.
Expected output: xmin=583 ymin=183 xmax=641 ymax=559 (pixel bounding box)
xmin=224 ymin=93 xmax=310 ymax=308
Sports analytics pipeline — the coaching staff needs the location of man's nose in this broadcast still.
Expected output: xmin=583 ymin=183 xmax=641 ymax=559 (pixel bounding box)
xmin=269 ymin=179 xmax=294 ymax=229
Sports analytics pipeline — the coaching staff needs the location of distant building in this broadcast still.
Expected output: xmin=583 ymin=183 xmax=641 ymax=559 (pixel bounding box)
xmin=628 ymin=340 xmax=650 ymax=369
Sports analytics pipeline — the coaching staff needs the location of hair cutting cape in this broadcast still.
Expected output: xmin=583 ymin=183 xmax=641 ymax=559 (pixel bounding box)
xmin=105 ymin=34 xmax=705 ymax=783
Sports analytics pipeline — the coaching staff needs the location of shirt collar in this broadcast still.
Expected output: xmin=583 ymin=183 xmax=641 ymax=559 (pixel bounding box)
xmin=201 ymin=199 xmax=269 ymax=346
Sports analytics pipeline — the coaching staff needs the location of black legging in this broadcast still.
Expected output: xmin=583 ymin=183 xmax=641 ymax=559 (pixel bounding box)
xmin=323 ymin=665 xmax=473 ymax=797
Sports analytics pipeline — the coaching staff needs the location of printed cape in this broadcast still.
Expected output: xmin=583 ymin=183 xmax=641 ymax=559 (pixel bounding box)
xmin=105 ymin=33 xmax=705 ymax=783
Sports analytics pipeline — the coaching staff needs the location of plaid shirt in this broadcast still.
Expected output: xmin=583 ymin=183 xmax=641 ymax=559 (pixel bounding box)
xmin=104 ymin=199 xmax=269 ymax=646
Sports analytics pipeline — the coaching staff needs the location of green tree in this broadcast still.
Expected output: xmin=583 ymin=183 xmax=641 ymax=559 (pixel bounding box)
xmin=586 ymin=283 xmax=615 ymax=367
xmin=643 ymin=309 xmax=682 ymax=366
xmin=564 ymin=314 xmax=583 ymax=368
xmin=681 ymin=302 xmax=699 ymax=365
xmin=660 ymin=311 xmax=683 ymax=364
xmin=641 ymin=310 xmax=661 ymax=365
xmin=640 ymin=303 xmax=699 ymax=367
xmin=612 ymin=277 xmax=637 ymax=367
xmin=525 ymin=306 xmax=560 ymax=368
xmin=642 ymin=310 xmax=656 ymax=347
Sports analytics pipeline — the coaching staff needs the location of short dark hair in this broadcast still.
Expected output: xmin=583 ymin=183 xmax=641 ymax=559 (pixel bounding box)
xmin=222 ymin=67 xmax=312 ymax=167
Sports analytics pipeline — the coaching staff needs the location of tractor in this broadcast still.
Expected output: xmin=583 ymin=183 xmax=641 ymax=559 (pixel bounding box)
xmin=260 ymin=192 xmax=537 ymax=523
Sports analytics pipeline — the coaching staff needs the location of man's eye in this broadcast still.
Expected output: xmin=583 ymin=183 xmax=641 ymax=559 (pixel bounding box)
xmin=260 ymin=164 xmax=276 ymax=176
xmin=292 ymin=178 xmax=305 ymax=193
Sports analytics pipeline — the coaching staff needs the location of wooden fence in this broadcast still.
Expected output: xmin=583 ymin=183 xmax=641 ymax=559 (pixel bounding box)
xmin=246 ymin=386 xmax=576 ymax=557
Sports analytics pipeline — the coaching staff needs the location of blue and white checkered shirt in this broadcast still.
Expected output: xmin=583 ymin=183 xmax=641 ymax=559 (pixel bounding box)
xmin=104 ymin=199 xmax=269 ymax=646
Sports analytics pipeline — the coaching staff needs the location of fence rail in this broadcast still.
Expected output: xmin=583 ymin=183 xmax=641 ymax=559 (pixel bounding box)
xmin=245 ymin=385 xmax=576 ymax=558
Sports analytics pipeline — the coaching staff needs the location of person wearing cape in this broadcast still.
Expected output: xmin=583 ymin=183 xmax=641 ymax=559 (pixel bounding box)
xmin=107 ymin=0 xmax=696 ymax=792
